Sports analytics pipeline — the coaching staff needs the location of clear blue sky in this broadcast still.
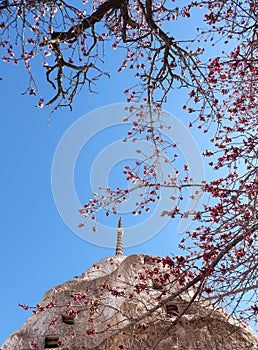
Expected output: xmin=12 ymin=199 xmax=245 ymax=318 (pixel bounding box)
xmin=1 ymin=8 xmax=248 ymax=344
xmin=0 ymin=44 xmax=204 ymax=343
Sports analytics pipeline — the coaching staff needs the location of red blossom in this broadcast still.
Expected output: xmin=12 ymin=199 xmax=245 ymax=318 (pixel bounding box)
xmin=86 ymin=328 xmax=95 ymax=335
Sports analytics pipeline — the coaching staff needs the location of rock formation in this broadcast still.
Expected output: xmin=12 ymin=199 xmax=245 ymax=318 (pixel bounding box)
xmin=1 ymin=219 xmax=258 ymax=350
xmin=1 ymin=253 xmax=258 ymax=350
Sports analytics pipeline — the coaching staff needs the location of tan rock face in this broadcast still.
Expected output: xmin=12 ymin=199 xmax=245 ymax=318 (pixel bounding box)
xmin=1 ymin=254 xmax=258 ymax=350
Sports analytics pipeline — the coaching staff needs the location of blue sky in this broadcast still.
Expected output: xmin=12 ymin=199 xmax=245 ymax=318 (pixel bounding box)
xmin=0 ymin=43 xmax=204 ymax=343
xmin=1 ymin=6 xmax=252 ymax=343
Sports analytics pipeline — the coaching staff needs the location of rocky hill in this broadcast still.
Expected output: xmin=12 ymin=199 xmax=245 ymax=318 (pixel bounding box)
xmin=1 ymin=254 xmax=258 ymax=350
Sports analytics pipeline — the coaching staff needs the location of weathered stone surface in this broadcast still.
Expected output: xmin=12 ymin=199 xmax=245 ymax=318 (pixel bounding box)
xmin=1 ymin=254 xmax=258 ymax=350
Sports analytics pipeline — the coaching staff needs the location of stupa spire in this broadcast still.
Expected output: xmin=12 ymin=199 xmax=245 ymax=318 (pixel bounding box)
xmin=115 ymin=217 xmax=124 ymax=256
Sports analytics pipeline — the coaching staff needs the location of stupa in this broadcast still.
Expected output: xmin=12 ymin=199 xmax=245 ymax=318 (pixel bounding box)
xmin=1 ymin=219 xmax=258 ymax=350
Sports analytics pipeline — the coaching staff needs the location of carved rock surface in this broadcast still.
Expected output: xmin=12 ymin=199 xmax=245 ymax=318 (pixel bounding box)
xmin=1 ymin=254 xmax=258 ymax=350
